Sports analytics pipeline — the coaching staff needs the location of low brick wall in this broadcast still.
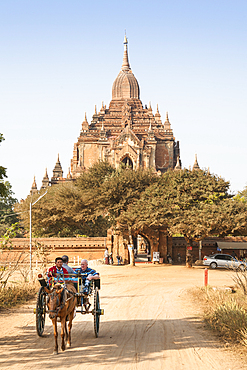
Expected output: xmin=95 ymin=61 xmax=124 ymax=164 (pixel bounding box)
xmin=172 ymin=236 xmax=247 ymax=263
xmin=2 ymin=237 xmax=106 ymax=265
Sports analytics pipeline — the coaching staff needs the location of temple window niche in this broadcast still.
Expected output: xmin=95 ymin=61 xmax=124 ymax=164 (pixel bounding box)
xmin=121 ymin=156 xmax=133 ymax=169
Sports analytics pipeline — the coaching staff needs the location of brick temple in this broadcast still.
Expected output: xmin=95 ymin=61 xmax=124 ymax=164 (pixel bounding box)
xmin=70 ymin=35 xmax=181 ymax=177
xmin=31 ymin=35 xmax=184 ymax=194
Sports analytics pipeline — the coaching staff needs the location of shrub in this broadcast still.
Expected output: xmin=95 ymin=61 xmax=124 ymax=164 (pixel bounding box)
xmin=205 ymin=300 xmax=247 ymax=341
xmin=191 ymin=286 xmax=247 ymax=345
xmin=0 ymin=282 xmax=38 ymax=309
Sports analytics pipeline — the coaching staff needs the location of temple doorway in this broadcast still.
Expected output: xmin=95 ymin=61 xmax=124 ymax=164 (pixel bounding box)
xmin=121 ymin=156 xmax=133 ymax=169
xmin=133 ymin=234 xmax=151 ymax=263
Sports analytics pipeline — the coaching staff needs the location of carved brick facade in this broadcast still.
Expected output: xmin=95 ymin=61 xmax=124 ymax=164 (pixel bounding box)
xmin=71 ymin=36 xmax=181 ymax=177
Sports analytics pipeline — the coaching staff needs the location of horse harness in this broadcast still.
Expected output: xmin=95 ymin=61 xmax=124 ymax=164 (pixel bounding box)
xmin=47 ymin=285 xmax=76 ymax=317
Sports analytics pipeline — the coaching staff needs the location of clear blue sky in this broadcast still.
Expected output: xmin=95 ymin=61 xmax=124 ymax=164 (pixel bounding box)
xmin=1 ymin=0 xmax=247 ymax=200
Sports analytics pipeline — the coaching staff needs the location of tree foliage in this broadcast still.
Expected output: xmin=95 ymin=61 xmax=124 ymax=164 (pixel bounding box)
xmin=0 ymin=134 xmax=19 ymax=235
xmin=234 ymin=186 xmax=247 ymax=203
xmin=18 ymin=161 xmax=157 ymax=238
xmin=0 ymin=134 xmax=8 ymax=198
xmin=0 ymin=181 xmax=19 ymax=236
xmin=121 ymin=169 xmax=247 ymax=245
xmin=17 ymin=184 xmax=110 ymax=237
xmin=17 ymin=162 xmax=247 ymax=247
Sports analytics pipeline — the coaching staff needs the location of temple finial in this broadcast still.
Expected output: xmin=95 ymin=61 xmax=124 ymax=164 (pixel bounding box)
xmin=122 ymin=33 xmax=130 ymax=70
xmin=157 ymin=104 xmax=159 ymax=113
xmin=32 ymin=176 xmax=37 ymax=188
xmin=95 ymin=105 xmax=97 ymax=114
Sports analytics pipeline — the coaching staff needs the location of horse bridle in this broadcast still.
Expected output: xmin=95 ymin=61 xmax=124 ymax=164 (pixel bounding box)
xmin=47 ymin=286 xmax=76 ymax=317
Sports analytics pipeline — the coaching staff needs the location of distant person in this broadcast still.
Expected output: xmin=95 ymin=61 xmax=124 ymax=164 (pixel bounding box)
xmin=104 ymin=247 xmax=109 ymax=265
xmin=167 ymin=253 xmax=172 ymax=264
xmin=62 ymin=255 xmax=75 ymax=275
xmin=231 ymin=251 xmax=237 ymax=259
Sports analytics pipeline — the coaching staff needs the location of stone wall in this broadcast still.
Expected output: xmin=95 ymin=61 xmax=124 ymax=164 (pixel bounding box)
xmin=3 ymin=237 xmax=106 ymax=265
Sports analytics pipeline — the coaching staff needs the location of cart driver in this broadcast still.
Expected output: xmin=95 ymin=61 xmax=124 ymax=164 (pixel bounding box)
xmin=75 ymin=259 xmax=99 ymax=295
xmin=48 ymin=257 xmax=69 ymax=285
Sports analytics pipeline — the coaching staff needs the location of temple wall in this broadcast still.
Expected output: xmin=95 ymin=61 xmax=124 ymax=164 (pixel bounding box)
xmin=1 ymin=237 xmax=106 ymax=264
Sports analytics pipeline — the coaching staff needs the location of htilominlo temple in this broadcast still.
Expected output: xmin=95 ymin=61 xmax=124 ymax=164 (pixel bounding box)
xmin=30 ymin=36 xmax=201 ymax=194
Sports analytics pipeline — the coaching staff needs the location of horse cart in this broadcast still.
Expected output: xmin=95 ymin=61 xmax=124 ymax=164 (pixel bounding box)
xmin=35 ymin=272 xmax=104 ymax=339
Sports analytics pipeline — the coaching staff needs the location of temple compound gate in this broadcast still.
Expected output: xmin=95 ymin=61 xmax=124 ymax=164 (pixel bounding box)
xmin=106 ymin=227 xmax=173 ymax=264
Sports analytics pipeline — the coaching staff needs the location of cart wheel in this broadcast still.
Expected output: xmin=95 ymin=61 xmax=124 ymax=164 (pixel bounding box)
xmin=94 ymin=287 xmax=100 ymax=338
xmin=36 ymin=286 xmax=46 ymax=337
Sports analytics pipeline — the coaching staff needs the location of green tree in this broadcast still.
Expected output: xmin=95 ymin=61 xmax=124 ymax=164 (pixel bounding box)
xmin=234 ymin=185 xmax=247 ymax=203
xmin=123 ymin=169 xmax=247 ymax=266
xmin=17 ymin=161 xmax=157 ymax=243
xmin=0 ymin=181 xmax=19 ymax=235
xmin=0 ymin=134 xmax=8 ymax=197
xmin=0 ymin=134 xmax=19 ymax=235
xmin=17 ymin=184 xmax=111 ymax=237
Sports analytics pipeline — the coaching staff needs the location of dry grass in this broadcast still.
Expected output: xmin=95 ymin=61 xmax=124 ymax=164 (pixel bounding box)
xmin=190 ymin=286 xmax=247 ymax=346
xmin=0 ymin=282 xmax=39 ymax=310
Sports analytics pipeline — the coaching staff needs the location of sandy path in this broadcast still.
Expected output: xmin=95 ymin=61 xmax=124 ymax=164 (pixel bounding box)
xmin=0 ymin=264 xmax=246 ymax=369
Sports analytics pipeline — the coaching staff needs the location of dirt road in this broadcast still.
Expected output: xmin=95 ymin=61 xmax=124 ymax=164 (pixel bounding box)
xmin=0 ymin=264 xmax=246 ymax=370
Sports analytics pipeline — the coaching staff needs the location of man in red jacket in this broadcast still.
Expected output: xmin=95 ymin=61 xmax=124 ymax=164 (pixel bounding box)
xmin=48 ymin=257 xmax=69 ymax=285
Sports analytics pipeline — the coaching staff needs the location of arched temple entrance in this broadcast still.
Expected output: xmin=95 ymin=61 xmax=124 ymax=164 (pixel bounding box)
xmin=121 ymin=156 xmax=133 ymax=169
xmin=133 ymin=234 xmax=151 ymax=262
xmin=107 ymin=226 xmax=173 ymax=264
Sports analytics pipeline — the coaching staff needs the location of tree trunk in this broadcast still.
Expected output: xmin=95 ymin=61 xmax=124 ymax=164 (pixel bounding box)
xmin=128 ymin=226 xmax=135 ymax=266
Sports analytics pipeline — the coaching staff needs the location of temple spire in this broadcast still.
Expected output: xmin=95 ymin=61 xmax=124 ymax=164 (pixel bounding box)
xmin=41 ymin=168 xmax=49 ymax=189
xmin=192 ymin=154 xmax=200 ymax=171
xmin=122 ymin=33 xmax=130 ymax=71
xmin=174 ymin=156 xmax=181 ymax=171
xmin=32 ymin=176 xmax=37 ymax=189
xmin=30 ymin=176 xmax=38 ymax=195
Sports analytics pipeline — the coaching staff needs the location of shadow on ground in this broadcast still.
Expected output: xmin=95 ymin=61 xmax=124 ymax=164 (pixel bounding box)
xmin=0 ymin=316 xmax=220 ymax=368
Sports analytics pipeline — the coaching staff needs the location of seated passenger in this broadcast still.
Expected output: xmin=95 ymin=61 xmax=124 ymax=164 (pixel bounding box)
xmin=48 ymin=257 xmax=69 ymax=285
xmin=62 ymin=255 xmax=76 ymax=275
xmin=75 ymin=259 xmax=99 ymax=295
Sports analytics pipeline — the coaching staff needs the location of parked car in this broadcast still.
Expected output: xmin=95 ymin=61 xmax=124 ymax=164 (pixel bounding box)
xmin=203 ymin=254 xmax=247 ymax=270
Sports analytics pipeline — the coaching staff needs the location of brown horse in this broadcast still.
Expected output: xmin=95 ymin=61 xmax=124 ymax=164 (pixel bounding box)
xmin=44 ymin=283 xmax=77 ymax=354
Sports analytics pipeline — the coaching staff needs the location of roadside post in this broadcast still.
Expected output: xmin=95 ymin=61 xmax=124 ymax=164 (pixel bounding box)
xmin=204 ymin=268 xmax=208 ymax=287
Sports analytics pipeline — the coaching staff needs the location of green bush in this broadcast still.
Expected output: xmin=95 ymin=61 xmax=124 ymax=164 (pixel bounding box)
xmin=0 ymin=283 xmax=38 ymax=309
